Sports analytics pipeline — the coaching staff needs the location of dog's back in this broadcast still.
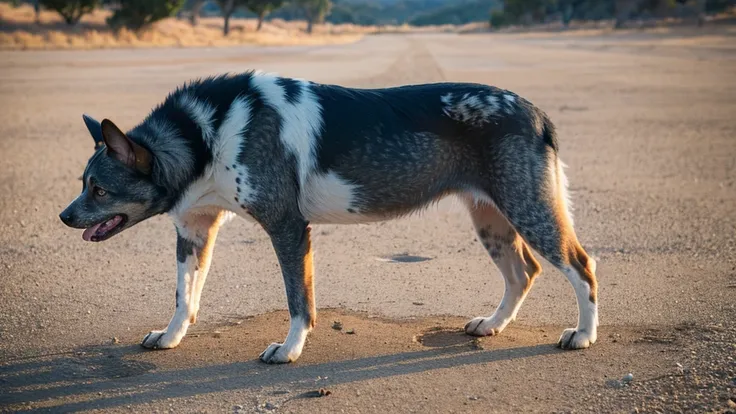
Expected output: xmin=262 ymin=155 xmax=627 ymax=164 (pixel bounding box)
xmin=305 ymin=81 xmax=558 ymax=223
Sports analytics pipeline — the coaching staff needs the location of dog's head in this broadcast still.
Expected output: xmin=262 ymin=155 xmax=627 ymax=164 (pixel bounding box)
xmin=59 ymin=115 xmax=167 ymax=242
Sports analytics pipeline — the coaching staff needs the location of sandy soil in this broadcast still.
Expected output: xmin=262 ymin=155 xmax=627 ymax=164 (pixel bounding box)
xmin=1 ymin=29 xmax=735 ymax=413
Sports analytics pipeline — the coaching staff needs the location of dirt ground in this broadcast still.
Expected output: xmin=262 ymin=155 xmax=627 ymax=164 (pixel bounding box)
xmin=1 ymin=29 xmax=735 ymax=413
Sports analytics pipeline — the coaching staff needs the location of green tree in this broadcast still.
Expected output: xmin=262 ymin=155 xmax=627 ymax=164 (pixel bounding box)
xmin=107 ymin=0 xmax=185 ymax=31
xmin=613 ymin=0 xmax=638 ymax=28
xmin=294 ymin=0 xmax=331 ymax=34
xmin=504 ymin=0 xmax=548 ymax=23
xmin=489 ymin=9 xmax=511 ymax=27
xmin=39 ymin=0 xmax=99 ymax=25
xmin=244 ymin=0 xmax=285 ymax=31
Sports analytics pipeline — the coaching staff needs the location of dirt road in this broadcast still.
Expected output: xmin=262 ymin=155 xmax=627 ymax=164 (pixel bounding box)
xmin=1 ymin=31 xmax=735 ymax=413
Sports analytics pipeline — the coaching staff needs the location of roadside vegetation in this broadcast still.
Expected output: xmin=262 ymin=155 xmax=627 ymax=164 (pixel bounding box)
xmin=0 ymin=0 xmax=733 ymax=50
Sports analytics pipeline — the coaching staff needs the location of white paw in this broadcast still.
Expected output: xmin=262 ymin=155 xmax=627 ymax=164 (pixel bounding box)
xmin=140 ymin=330 xmax=180 ymax=349
xmin=557 ymin=328 xmax=596 ymax=350
xmin=259 ymin=342 xmax=299 ymax=364
xmin=464 ymin=317 xmax=506 ymax=337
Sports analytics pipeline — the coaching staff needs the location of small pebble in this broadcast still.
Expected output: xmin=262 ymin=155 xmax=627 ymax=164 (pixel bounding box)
xmin=233 ymin=405 xmax=243 ymax=410
xmin=622 ymin=373 xmax=634 ymax=383
xmin=112 ymin=337 xmax=119 ymax=344
xmin=213 ymin=331 xmax=222 ymax=338
xmin=728 ymin=399 xmax=736 ymax=409
xmin=332 ymin=321 xmax=343 ymax=330
xmin=346 ymin=328 xmax=355 ymax=334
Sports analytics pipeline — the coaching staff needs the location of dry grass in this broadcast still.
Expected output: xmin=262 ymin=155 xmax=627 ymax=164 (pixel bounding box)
xmin=0 ymin=4 xmax=372 ymax=50
xmin=0 ymin=4 xmax=490 ymax=50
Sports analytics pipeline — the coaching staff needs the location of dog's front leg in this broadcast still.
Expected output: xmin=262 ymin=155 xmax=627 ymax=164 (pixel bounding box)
xmin=259 ymin=218 xmax=315 ymax=364
xmin=141 ymin=213 xmax=223 ymax=349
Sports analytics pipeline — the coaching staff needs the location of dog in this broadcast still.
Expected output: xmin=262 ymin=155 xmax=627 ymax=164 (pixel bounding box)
xmin=59 ymin=70 xmax=599 ymax=364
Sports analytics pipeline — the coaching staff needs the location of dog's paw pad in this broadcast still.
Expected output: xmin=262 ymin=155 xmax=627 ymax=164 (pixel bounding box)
xmin=464 ymin=317 xmax=502 ymax=337
xmin=259 ymin=343 xmax=293 ymax=364
xmin=557 ymin=328 xmax=595 ymax=350
xmin=140 ymin=330 xmax=178 ymax=350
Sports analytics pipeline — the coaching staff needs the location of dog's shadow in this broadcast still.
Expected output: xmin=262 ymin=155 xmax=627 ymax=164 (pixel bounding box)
xmin=0 ymin=338 xmax=559 ymax=412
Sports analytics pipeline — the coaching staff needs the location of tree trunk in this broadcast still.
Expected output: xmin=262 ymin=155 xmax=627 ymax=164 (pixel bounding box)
xmin=63 ymin=13 xmax=80 ymax=26
xmin=223 ymin=0 xmax=234 ymax=36
xmin=562 ymin=3 xmax=573 ymax=27
xmin=306 ymin=17 xmax=314 ymax=34
xmin=190 ymin=0 xmax=204 ymax=27
xmin=695 ymin=0 xmax=706 ymax=26
xmin=224 ymin=13 xmax=232 ymax=35
xmin=257 ymin=11 xmax=266 ymax=31
xmin=34 ymin=0 xmax=41 ymax=24
xmin=614 ymin=0 xmax=638 ymax=29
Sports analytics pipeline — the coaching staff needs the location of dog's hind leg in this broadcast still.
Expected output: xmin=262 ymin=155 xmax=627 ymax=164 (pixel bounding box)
xmin=141 ymin=211 xmax=225 ymax=350
xmin=463 ymin=199 xmax=542 ymax=337
xmin=259 ymin=217 xmax=315 ymax=364
xmin=483 ymin=150 xmax=598 ymax=349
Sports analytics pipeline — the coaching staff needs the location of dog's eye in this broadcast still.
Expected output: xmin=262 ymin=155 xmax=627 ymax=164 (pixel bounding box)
xmin=94 ymin=187 xmax=107 ymax=197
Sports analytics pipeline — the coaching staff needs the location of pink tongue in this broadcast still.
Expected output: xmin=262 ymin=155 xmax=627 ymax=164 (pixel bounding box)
xmin=82 ymin=223 xmax=103 ymax=242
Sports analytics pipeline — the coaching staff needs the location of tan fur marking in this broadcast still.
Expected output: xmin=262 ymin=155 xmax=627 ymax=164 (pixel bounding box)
xmin=555 ymin=199 xmax=597 ymax=303
xmin=519 ymin=240 xmax=542 ymax=292
xmin=568 ymin=239 xmax=598 ymax=303
xmin=189 ymin=211 xmax=225 ymax=324
xmin=303 ymin=226 xmax=316 ymax=329
xmin=552 ymin=157 xmax=597 ymax=303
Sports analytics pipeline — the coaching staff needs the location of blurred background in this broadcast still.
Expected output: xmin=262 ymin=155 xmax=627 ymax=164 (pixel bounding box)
xmin=0 ymin=0 xmax=734 ymax=49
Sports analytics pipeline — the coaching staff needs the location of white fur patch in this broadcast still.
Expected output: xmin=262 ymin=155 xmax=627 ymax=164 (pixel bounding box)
xmin=251 ymin=74 xmax=323 ymax=188
xmin=170 ymin=169 xmax=217 ymax=218
xmin=555 ymin=157 xmax=574 ymax=225
xmin=502 ymin=94 xmax=517 ymax=114
xmin=214 ymin=96 xmax=258 ymax=210
xmin=300 ymin=171 xmax=370 ymax=224
xmin=464 ymin=189 xmax=497 ymax=209
xmin=440 ymin=93 xmax=453 ymax=113
xmin=486 ymin=95 xmax=500 ymax=112
xmin=282 ymin=315 xmax=310 ymax=357
xmin=441 ymin=92 xmax=500 ymax=126
xmin=178 ymin=93 xmax=216 ymax=147
xmin=170 ymin=96 xmax=259 ymax=218
xmin=561 ymin=264 xmax=598 ymax=337
xmin=260 ymin=315 xmax=311 ymax=363
xmin=141 ymin=251 xmax=195 ymax=349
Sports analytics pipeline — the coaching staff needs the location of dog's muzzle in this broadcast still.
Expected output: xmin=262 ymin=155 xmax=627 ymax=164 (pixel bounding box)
xmin=59 ymin=208 xmax=77 ymax=228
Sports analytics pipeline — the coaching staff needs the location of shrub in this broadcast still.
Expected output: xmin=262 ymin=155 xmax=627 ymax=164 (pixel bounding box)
xmin=489 ymin=9 xmax=511 ymax=28
xmin=39 ymin=0 xmax=99 ymax=25
xmin=107 ymin=0 xmax=185 ymax=31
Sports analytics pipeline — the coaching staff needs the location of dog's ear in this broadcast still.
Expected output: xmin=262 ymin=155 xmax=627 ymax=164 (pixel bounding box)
xmin=101 ymin=119 xmax=153 ymax=175
xmin=82 ymin=114 xmax=105 ymax=150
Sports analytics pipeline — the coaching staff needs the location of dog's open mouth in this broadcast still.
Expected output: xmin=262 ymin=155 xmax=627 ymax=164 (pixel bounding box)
xmin=82 ymin=215 xmax=127 ymax=242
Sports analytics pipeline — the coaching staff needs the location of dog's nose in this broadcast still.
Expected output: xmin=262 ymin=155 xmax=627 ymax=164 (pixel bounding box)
xmin=59 ymin=210 xmax=75 ymax=226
